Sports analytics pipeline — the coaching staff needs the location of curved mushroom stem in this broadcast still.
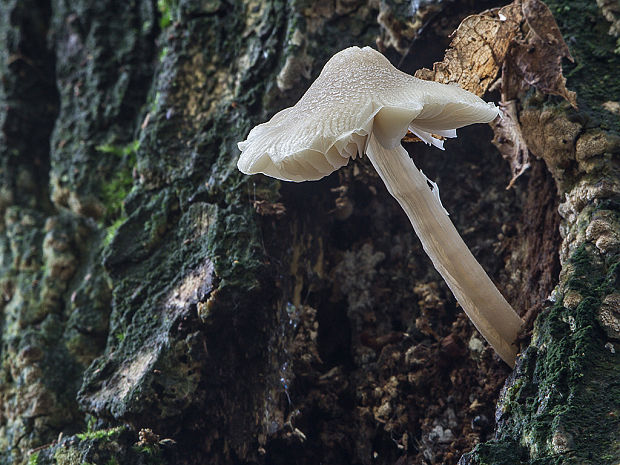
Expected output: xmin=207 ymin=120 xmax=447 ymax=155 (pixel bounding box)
xmin=365 ymin=133 xmax=523 ymax=367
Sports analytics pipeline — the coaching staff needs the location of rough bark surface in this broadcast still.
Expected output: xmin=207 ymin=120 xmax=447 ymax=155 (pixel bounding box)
xmin=0 ymin=0 xmax=617 ymax=465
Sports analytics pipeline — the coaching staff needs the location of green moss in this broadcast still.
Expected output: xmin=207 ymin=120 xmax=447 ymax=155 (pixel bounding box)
xmin=99 ymin=188 xmax=131 ymax=225
xmin=27 ymin=452 xmax=39 ymax=465
xmin=157 ymin=0 xmax=176 ymax=29
xmin=95 ymin=141 xmax=140 ymax=158
xmin=158 ymin=46 xmax=169 ymax=63
xmin=543 ymin=0 xmax=620 ymax=133
xmin=95 ymin=140 xmax=139 ymax=225
xmin=104 ymin=217 xmax=125 ymax=246
xmin=565 ymin=244 xmax=604 ymax=295
xmin=131 ymin=444 xmax=165 ymax=464
xmin=76 ymin=421 xmax=123 ymax=441
xmin=464 ymin=242 xmax=620 ymax=465
xmin=29 ymin=424 xmax=158 ymax=465
xmin=75 ymin=427 xmax=122 ymax=441
xmin=471 ymin=440 xmax=527 ymax=465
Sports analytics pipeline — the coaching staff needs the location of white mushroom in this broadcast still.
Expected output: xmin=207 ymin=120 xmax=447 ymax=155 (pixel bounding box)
xmin=237 ymin=46 xmax=524 ymax=367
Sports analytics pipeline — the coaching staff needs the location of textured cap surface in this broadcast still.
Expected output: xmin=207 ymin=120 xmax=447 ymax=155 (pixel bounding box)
xmin=238 ymin=46 xmax=499 ymax=182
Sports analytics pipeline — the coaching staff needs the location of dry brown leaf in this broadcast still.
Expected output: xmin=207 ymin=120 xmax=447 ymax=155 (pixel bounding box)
xmin=414 ymin=2 xmax=523 ymax=95
xmin=415 ymin=0 xmax=576 ymax=105
xmin=504 ymin=0 xmax=578 ymax=108
xmin=416 ymin=0 xmax=577 ymax=187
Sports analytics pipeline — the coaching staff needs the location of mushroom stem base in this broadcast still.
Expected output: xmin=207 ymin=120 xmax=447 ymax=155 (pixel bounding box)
xmin=365 ymin=133 xmax=523 ymax=367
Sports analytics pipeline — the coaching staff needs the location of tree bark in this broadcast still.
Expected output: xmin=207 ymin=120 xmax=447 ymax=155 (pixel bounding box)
xmin=0 ymin=0 xmax=617 ymax=464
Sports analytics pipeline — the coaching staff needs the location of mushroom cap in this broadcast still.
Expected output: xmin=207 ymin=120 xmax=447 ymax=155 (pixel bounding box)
xmin=237 ymin=46 xmax=499 ymax=182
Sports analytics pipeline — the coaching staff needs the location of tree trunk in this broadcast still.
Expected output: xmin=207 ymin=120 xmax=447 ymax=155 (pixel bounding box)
xmin=0 ymin=0 xmax=617 ymax=464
